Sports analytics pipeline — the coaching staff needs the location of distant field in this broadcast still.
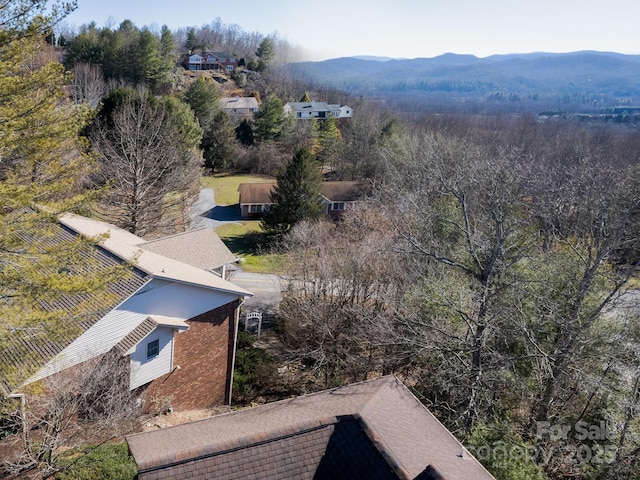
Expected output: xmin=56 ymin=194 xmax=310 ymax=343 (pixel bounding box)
xmin=201 ymin=174 xmax=275 ymax=206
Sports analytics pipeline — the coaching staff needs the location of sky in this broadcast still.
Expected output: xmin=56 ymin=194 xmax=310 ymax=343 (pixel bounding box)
xmin=64 ymin=0 xmax=640 ymax=61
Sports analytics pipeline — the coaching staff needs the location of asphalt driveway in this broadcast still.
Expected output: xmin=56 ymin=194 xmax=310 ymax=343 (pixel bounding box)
xmin=189 ymin=188 xmax=243 ymax=230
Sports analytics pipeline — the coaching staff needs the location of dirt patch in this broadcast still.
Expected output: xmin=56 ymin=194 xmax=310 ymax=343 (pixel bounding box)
xmin=140 ymin=405 xmax=232 ymax=431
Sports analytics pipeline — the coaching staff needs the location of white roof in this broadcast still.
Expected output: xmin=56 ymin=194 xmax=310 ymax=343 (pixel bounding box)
xmin=59 ymin=214 xmax=251 ymax=297
xmin=221 ymin=97 xmax=259 ymax=110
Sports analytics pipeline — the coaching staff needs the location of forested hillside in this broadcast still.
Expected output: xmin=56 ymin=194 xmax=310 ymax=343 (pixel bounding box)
xmin=286 ymin=52 xmax=640 ymax=116
xmin=1 ymin=2 xmax=639 ymax=479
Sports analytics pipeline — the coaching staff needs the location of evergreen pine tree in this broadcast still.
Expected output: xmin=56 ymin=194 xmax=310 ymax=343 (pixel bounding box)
xmin=255 ymin=37 xmax=275 ymax=71
xmin=253 ymin=94 xmax=287 ymax=142
xmin=261 ymin=148 xmax=323 ymax=237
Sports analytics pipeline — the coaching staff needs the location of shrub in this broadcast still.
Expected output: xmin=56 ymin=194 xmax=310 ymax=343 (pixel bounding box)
xmin=55 ymin=442 xmax=137 ymax=480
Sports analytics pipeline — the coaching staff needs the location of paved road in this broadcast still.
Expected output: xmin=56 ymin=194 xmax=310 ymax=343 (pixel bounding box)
xmin=229 ymin=271 xmax=283 ymax=308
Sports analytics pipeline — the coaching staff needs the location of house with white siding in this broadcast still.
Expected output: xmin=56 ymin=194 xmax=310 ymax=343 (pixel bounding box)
xmin=1 ymin=214 xmax=251 ymax=411
xmin=284 ymin=101 xmax=353 ymax=120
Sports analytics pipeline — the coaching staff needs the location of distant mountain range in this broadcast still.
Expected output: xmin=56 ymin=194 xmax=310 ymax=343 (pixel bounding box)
xmin=285 ymin=51 xmax=640 ymax=115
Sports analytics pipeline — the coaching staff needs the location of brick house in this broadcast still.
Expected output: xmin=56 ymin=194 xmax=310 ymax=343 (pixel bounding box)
xmin=238 ymin=181 xmax=369 ymax=219
xmin=0 ymin=214 xmax=252 ymax=411
xmin=126 ymin=375 xmax=496 ymax=479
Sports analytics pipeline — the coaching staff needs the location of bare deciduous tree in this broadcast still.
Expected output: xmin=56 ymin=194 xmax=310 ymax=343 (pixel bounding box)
xmin=70 ymin=63 xmax=107 ymax=109
xmin=90 ymin=90 xmax=202 ymax=237
xmin=277 ymin=209 xmax=406 ymax=386
xmin=2 ymin=352 xmax=140 ymax=478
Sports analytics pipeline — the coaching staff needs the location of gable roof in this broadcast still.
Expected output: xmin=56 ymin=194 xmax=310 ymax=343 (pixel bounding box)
xmin=1 ymin=214 xmax=251 ymax=393
xmin=320 ymin=181 xmax=369 ymax=203
xmin=238 ymin=181 xmax=369 ymax=206
xmin=138 ymin=228 xmax=238 ymax=272
xmin=60 ymin=214 xmax=250 ymax=296
xmin=0 ymin=221 xmax=150 ymax=393
xmin=238 ymin=182 xmax=276 ymax=205
xmin=126 ymin=375 xmax=495 ymax=480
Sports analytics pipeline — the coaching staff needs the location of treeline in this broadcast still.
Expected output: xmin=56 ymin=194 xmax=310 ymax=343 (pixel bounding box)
xmin=274 ymin=114 xmax=640 ymax=480
xmin=61 ymin=16 xmax=304 ymax=92
xmin=64 ymin=21 xmax=177 ymax=92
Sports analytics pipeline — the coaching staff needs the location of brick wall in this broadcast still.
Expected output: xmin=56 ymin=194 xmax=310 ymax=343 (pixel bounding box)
xmin=140 ymin=300 xmax=239 ymax=411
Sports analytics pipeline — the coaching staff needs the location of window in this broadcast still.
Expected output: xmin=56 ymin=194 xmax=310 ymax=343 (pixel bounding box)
xmin=331 ymin=202 xmax=346 ymax=211
xmin=226 ymin=64 xmax=233 ymax=71
xmin=249 ymin=204 xmax=262 ymax=213
xmin=146 ymin=339 xmax=159 ymax=360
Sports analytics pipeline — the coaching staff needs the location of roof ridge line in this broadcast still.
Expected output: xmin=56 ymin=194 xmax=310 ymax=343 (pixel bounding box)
xmin=351 ymin=411 xmax=413 ymax=480
xmin=134 ymin=415 xmax=339 ymax=473
xmin=137 ymin=227 xmax=209 ymax=246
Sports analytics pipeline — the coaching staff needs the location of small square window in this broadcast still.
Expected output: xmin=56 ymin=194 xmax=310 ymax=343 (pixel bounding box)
xmin=146 ymin=339 xmax=159 ymax=360
xmin=331 ymin=202 xmax=346 ymax=211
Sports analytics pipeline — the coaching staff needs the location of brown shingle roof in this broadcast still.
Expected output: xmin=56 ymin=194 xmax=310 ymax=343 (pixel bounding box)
xmin=238 ymin=181 xmax=369 ymax=206
xmin=320 ymin=181 xmax=369 ymax=202
xmin=126 ymin=376 xmax=495 ymax=480
xmin=238 ymin=182 xmax=275 ymax=205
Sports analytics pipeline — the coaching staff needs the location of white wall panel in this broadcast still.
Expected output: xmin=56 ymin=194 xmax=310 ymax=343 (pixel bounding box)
xmin=129 ymin=327 xmax=174 ymax=389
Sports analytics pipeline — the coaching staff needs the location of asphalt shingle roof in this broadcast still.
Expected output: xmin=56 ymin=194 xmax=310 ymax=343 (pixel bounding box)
xmin=0 ymin=222 xmax=149 ymax=392
xmin=139 ymin=228 xmax=238 ymax=272
xmin=1 ymin=214 xmax=251 ymax=393
xmin=238 ymin=181 xmax=369 ymax=205
xmin=127 ymin=376 xmax=495 ymax=480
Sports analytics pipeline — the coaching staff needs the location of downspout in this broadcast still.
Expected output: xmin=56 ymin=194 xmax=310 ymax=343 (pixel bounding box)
xmin=9 ymin=393 xmax=27 ymax=447
xmin=228 ymin=298 xmax=245 ymax=406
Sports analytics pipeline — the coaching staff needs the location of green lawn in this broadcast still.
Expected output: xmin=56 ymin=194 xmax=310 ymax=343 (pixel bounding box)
xmin=200 ymin=174 xmax=283 ymax=273
xmin=201 ymin=173 xmax=275 ymax=206
xmin=215 ymin=219 xmax=284 ymax=274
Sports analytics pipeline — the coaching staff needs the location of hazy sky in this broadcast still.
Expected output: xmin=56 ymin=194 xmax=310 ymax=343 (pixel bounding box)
xmin=65 ymin=0 xmax=640 ymax=60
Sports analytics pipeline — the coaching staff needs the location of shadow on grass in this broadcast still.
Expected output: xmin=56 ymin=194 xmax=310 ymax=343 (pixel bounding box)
xmin=222 ymin=231 xmax=269 ymax=257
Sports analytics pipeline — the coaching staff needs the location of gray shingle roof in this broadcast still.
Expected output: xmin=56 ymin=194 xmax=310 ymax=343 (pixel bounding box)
xmin=127 ymin=376 xmax=495 ymax=480
xmin=1 ymin=214 xmax=251 ymax=393
xmin=139 ymin=228 xmax=238 ymax=272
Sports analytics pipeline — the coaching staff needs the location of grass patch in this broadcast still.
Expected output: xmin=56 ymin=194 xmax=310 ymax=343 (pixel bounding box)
xmin=239 ymin=253 xmax=285 ymax=274
xmin=215 ymin=220 xmax=284 ymax=273
xmin=216 ymin=220 xmax=262 ymax=238
xmin=200 ymin=175 xmax=284 ymax=273
xmin=55 ymin=442 xmax=137 ymax=480
xmin=201 ymin=173 xmax=275 ymax=206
